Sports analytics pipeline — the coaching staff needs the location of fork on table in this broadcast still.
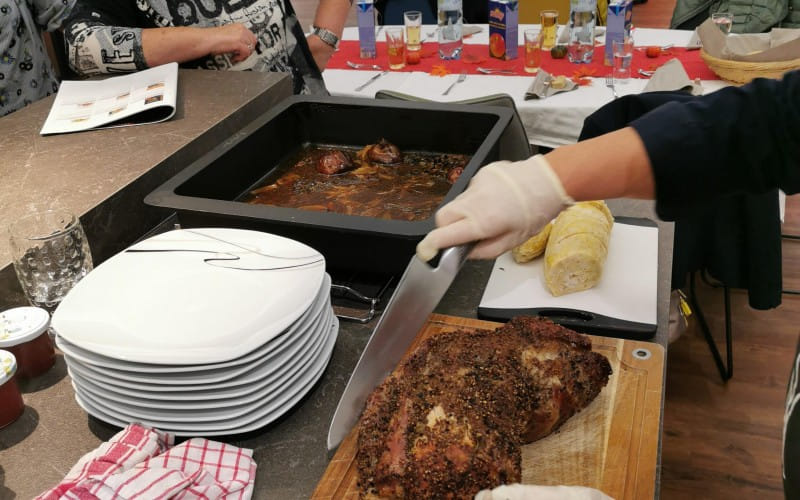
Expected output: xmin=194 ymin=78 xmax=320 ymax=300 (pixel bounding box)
xmin=605 ymin=74 xmax=618 ymax=99
xmin=442 ymin=70 xmax=467 ymax=95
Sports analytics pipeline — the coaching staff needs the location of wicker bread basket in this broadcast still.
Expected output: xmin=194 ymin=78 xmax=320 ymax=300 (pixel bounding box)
xmin=700 ymin=49 xmax=800 ymax=84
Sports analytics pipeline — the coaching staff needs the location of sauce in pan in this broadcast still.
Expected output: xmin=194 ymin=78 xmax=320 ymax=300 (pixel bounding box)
xmin=244 ymin=144 xmax=470 ymax=221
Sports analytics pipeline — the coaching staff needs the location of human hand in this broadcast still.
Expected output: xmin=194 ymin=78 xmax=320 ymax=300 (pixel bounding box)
xmin=416 ymin=155 xmax=573 ymax=261
xmin=207 ymin=23 xmax=258 ymax=63
xmin=307 ymin=34 xmax=336 ymax=71
xmin=475 ymin=484 xmax=613 ymax=500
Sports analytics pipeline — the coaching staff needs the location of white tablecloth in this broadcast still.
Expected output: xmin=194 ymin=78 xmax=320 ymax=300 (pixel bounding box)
xmin=323 ymin=26 xmax=730 ymax=149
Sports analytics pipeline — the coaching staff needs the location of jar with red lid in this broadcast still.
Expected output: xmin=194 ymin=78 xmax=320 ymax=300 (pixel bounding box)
xmin=0 ymin=306 xmax=54 ymax=379
xmin=0 ymin=349 xmax=25 ymax=428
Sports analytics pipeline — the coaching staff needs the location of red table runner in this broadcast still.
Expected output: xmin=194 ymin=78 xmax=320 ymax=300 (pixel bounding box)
xmin=328 ymin=40 xmax=718 ymax=81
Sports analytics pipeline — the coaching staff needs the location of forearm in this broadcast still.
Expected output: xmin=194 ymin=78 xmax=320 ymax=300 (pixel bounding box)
xmin=141 ymin=27 xmax=215 ymax=67
xmin=546 ymin=127 xmax=655 ymax=202
xmin=308 ymin=0 xmax=353 ymax=70
xmin=313 ymin=0 xmax=352 ymax=39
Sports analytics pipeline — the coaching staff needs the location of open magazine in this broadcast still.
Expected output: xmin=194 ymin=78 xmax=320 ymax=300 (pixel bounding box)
xmin=40 ymin=63 xmax=178 ymax=136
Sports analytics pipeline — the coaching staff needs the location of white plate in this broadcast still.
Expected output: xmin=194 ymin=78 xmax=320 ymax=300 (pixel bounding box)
xmin=73 ymin=317 xmax=339 ymax=435
xmin=72 ymin=310 xmax=332 ymax=422
xmin=59 ymin=279 xmax=331 ymax=386
xmin=53 ymin=228 xmax=326 ymax=364
xmin=55 ymin=274 xmax=332 ymax=374
xmin=64 ymin=298 xmax=331 ymax=393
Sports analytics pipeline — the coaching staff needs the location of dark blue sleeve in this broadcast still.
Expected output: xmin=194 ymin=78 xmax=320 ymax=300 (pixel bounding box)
xmin=631 ymin=70 xmax=800 ymax=221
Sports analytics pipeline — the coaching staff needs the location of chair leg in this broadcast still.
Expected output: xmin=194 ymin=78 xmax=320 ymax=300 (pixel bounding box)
xmin=782 ymin=233 xmax=800 ymax=294
xmin=688 ymin=271 xmax=733 ymax=382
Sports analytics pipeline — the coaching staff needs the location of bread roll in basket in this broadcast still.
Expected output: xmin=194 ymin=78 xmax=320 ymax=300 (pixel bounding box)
xmin=544 ymin=201 xmax=613 ymax=296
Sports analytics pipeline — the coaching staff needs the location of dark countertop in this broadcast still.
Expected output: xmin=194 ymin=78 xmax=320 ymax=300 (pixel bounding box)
xmin=0 ymin=71 xmax=673 ymax=499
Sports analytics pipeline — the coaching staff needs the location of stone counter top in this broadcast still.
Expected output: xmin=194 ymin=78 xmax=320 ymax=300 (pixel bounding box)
xmin=0 ymin=69 xmax=292 ymax=309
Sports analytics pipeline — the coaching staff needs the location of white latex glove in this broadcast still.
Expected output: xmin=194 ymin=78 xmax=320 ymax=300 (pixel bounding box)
xmin=474 ymin=484 xmax=614 ymax=500
xmin=416 ymin=154 xmax=573 ymax=261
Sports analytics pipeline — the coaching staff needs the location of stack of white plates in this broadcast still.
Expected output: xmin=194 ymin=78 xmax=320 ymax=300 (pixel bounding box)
xmin=51 ymin=228 xmax=338 ymax=436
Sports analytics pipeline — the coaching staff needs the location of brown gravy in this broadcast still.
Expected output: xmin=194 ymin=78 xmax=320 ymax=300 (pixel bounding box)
xmin=244 ymin=145 xmax=470 ymax=221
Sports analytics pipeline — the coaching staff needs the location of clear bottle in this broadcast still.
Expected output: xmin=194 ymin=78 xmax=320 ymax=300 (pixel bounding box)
xmin=437 ymin=0 xmax=463 ymax=60
xmin=567 ymin=0 xmax=597 ymax=64
xmin=357 ymin=0 xmax=376 ymax=59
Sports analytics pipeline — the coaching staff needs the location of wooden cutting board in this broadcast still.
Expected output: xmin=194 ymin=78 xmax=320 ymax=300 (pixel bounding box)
xmin=312 ymin=314 xmax=664 ymax=500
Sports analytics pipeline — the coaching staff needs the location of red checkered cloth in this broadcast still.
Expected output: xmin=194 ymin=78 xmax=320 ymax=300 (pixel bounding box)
xmin=36 ymin=424 xmax=256 ymax=500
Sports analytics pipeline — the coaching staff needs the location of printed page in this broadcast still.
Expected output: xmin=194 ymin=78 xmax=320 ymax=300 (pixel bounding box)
xmin=40 ymin=63 xmax=178 ymax=136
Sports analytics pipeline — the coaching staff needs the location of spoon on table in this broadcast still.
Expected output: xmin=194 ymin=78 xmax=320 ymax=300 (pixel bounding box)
xmin=347 ymin=61 xmax=382 ymax=70
xmin=638 ymin=69 xmax=655 ymax=77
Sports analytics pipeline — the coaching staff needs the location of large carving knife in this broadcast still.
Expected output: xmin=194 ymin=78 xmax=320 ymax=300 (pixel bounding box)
xmin=327 ymin=244 xmax=473 ymax=450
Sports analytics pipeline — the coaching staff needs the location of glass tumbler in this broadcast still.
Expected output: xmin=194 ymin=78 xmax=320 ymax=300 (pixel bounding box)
xmin=524 ymin=29 xmax=542 ymax=74
xmin=386 ymin=27 xmax=406 ymax=70
xmin=612 ymin=36 xmax=634 ymax=84
xmin=404 ymin=10 xmax=422 ymax=64
xmin=711 ymin=12 xmax=734 ymax=34
xmin=8 ymin=210 xmax=93 ymax=313
xmin=540 ymin=10 xmax=559 ymax=50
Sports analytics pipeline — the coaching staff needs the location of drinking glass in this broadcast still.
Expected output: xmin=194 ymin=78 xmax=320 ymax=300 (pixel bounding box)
xmin=386 ymin=27 xmax=406 ymax=70
xmin=404 ymin=10 xmax=422 ymax=65
xmin=711 ymin=12 xmax=734 ymax=34
xmin=612 ymin=36 xmax=634 ymax=84
xmin=9 ymin=210 xmax=93 ymax=314
xmin=540 ymin=10 xmax=559 ymax=50
xmin=524 ymin=29 xmax=542 ymax=74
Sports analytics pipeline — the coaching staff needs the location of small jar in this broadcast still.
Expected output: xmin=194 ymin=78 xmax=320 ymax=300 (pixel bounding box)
xmin=0 ymin=307 xmax=54 ymax=379
xmin=0 ymin=349 xmax=25 ymax=428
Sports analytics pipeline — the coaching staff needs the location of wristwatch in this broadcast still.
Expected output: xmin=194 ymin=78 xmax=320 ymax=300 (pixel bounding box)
xmin=311 ymin=26 xmax=340 ymax=50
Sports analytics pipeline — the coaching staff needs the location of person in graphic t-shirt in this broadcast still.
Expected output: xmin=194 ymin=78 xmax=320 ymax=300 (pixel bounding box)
xmin=0 ymin=0 xmax=75 ymax=116
xmin=62 ymin=0 xmax=340 ymax=95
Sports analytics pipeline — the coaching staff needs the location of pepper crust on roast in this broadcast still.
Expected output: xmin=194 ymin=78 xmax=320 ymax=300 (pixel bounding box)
xmin=356 ymin=316 xmax=612 ymax=499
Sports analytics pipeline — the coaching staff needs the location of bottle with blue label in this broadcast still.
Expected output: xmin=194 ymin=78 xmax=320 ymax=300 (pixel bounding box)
xmin=357 ymin=0 xmax=376 ymax=59
xmin=438 ymin=0 xmax=463 ymax=60
xmin=567 ymin=0 xmax=597 ymax=63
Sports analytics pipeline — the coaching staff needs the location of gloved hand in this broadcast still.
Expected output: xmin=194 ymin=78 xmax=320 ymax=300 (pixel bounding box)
xmin=416 ymin=154 xmax=573 ymax=261
xmin=474 ymin=484 xmax=613 ymax=500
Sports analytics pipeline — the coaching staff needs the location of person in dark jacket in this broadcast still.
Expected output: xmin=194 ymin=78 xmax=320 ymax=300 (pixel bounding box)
xmin=416 ymin=70 xmax=800 ymax=498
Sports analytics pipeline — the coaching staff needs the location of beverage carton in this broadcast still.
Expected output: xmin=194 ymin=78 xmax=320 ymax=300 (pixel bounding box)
xmin=488 ymin=0 xmax=519 ymax=60
xmin=605 ymin=0 xmax=633 ymax=66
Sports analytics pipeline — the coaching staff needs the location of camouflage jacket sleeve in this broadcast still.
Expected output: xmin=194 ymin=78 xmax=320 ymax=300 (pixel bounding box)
xmin=62 ymin=1 xmax=150 ymax=76
xmin=27 ymin=0 xmax=76 ymax=31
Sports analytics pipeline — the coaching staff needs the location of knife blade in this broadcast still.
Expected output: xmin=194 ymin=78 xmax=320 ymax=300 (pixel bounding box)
xmin=327 ymin=244 xmax=474 ymax=450
xmin=354 ymin=70 xmax=389 ymax=92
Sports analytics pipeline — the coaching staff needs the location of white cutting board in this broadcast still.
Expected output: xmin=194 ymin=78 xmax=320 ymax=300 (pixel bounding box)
xmin=479 ymin=219 xmax=658 ymax=330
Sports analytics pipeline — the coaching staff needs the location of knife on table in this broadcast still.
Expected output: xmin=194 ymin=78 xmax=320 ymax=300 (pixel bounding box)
xmin=327 ymin=244 xmax=474 ymax=450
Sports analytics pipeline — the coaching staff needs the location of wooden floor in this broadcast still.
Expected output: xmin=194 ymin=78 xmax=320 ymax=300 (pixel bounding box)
xmin=294 ymin=1 xmax=795 ymax=498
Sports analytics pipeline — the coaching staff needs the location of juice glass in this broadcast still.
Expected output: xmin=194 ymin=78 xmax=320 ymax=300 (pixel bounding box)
xmin=386 ymin=27 xmax=406 ymax=70
xmin=404 ymin=10 xmax=422 ymax=64
xmin=524 ymin=29 xmax=542 ymax=73
xmin=540 ymin=10 xmax=558 ymax=50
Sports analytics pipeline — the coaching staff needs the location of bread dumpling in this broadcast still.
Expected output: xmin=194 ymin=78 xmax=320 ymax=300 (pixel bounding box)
xmin=544 ymin=201 xmax=613 ymax=296
xmin=512 ymin=222 xmax=553 ymax=263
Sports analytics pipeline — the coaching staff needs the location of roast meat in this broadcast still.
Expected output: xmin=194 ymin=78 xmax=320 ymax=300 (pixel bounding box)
xmin=356 ymin=316 xmax=612 ymax=499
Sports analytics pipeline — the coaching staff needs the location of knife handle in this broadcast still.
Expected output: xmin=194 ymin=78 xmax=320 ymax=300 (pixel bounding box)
xmin=429 ymin=243 xmax=475 ymax=270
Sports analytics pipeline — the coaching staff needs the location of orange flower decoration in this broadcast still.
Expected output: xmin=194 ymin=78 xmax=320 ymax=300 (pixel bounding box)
xmin=430 ymin=65 xmax=451 ymax=77
xmin=571 ymin=77 xmax=593 ymax=86
xmin=572 ymin=67 xmax=597 ymax=78
xmin=462 ymin=52 xmax=486 ymax=64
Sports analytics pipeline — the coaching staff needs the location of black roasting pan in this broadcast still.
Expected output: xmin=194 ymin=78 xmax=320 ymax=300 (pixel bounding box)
xmin=145 ymin=95 xmax=512 ymax=274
